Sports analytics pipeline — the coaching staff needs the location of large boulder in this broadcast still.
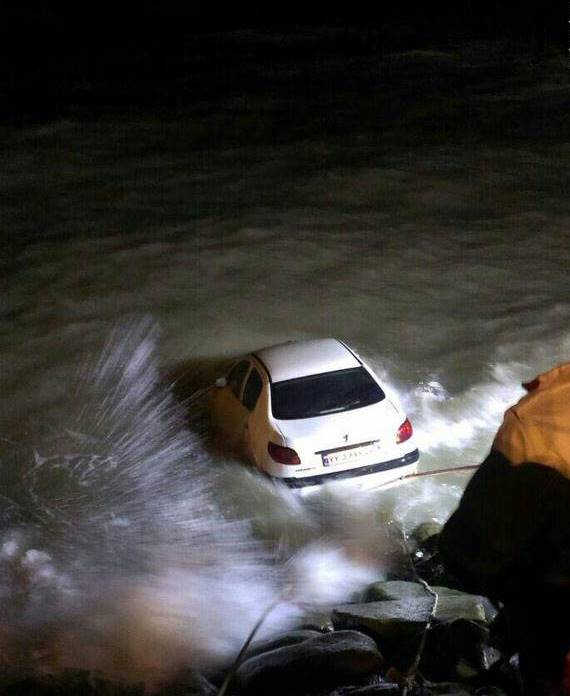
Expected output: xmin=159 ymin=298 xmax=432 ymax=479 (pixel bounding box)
xmin=244 ymin=629 xmax=323 ymax=659
xmin=234 ymin=630 xmax=383 ymax=695
xmin=328 ymin=680 xmax=507 ymax=696
xmin=326 ymin=684 xmax=400 ymax=694
xmin=411 ymin=684 xmax=507 ymax=695
xmin=332 ymin=594 xmax=497 ymax=672
xmin=405 ymin=522 xmax=449 ymax=586
xmin=420 ymin=619 xmax=502 ymax=682
xmin=333 ymin=594 xmax=497 ymax=643
xmin=484 ymin=655 xmax=524 ymax=696
xmin=409 ymin=521 xmax=443 ymax=549
xmin=333 ymin=599 xmax=433 ymax=643
xmin=409 ymin=683 xmax=475 ymax=695
xmin=361 ymin=581 xmax=465 ymax=603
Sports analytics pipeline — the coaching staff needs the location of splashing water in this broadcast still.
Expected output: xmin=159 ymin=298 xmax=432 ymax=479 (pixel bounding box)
xmin=367 ymin=344 xmax=570 ymax=471
xmin=0 ymin=320 xmax=397 ymax=687
xmin=3 ymin=322 xmax=568 ymax=687
xmin=2 ymin=40 xmax=569 ymax=692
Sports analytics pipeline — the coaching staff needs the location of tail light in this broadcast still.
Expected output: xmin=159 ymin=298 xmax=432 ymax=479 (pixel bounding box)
xmin=268 ymin=442 xmax=301 ymax=465
xmin=396 ymin=418 xmax=413 ymax=444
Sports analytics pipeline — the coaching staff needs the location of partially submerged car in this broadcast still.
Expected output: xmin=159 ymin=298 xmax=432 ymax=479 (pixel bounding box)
xmin=210 ymin=338 xmax=419 ymax=489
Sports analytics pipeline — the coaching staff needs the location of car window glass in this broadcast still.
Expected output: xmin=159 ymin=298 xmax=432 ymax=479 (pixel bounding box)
xmin=227 ymin=361 xmax=250 ymax=399
xmin=271 ymin=367 xmax=384 ymax=420
xmin=242 ymin=368 xmax=263 ymax=412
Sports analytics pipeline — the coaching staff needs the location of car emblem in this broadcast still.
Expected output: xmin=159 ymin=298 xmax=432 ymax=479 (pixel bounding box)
xmin=343 ymin=434 xmax=349 ymax=442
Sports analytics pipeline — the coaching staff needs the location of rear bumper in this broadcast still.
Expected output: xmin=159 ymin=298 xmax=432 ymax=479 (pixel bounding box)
xmin=279 ymin=448 xmax=420 ymax=489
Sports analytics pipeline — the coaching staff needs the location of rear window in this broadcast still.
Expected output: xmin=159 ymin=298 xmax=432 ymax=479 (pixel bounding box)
xmin=271 ymin=367 xmax=385 ymax=420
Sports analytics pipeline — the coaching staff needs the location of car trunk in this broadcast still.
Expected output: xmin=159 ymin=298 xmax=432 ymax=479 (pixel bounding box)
xmin=276 ymin=398 xmax=405 ymax=477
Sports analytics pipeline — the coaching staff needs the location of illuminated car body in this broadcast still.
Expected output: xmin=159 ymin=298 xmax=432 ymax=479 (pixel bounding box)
xmin=210 ymin=338 xmax=419 ymax=489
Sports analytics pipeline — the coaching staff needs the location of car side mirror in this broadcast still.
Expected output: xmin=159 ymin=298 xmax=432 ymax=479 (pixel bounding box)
xmin=215 ymin=376 xmax=227 ymax=388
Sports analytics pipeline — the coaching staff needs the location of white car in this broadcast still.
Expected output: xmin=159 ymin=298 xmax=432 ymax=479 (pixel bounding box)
xmin=210 ymin=338 xmax=419 ymax=489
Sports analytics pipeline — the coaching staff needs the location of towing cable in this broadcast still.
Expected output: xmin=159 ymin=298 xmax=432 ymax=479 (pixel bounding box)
xmin=215 ymin=463 xmax=479 ymax=696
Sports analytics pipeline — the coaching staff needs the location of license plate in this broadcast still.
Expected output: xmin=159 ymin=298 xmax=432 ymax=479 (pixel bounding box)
xmin=321 ymin=441 xmax=381 ymax=467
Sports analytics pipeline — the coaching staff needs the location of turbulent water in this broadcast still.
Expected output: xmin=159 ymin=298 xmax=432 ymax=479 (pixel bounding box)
xmin=1 ymin=36 xmax=569 ymax=687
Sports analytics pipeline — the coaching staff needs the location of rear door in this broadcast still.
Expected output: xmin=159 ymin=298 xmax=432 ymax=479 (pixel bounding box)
xmin=240 ymin=365 xmax=265 ymax=465
xmin=211 ymin=360 xmax=252 ymax=450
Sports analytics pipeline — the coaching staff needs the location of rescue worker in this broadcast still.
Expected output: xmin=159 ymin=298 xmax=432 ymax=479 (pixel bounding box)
xmin=439 ymin=363 xmax=570 ymax=696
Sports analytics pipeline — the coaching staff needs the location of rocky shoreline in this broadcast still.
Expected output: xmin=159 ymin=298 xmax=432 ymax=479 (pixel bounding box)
xmin=3 ymin=524 xmax=524 ymax=696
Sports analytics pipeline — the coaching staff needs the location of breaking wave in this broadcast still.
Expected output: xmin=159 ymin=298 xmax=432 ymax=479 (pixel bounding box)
xmin=0 ymin=320 xmax=398 ymax=688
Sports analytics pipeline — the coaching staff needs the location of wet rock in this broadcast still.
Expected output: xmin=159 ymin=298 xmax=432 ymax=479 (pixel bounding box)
xmin=235 ymin=630 xmax=383 ymax=695
xmin=420 ymin=619 xmax=502 ymax=682
xmin=296 ymin=613 xmax=336 ymax=633
xmin=413 ymin=685 xmax=507 ymax=695
xmin=411 ymin=682 xmax=475 ymax=695
xmin=332 ymin=594 xmax=497 ymax=643
xmin=361 ymin=581 xmax=465 ymax=603
xmin=484 ymin=655 xmax=523 ymax=696
xmin=244 ymin=628 xmax=322 ymax=659
xmin=326 ymin=683 xmax=400 ymax=695
xmin=405 ymin=524 xmax=447 ymax=586
xmin=333 ymin=599 xmax=432 ymax=643
xmin=414 ymin=557 xmax=449 ymax=586
xmin=409 ymin=522 xmax=443 ymax=549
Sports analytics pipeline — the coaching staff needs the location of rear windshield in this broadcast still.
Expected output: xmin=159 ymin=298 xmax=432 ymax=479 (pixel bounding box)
xmin=271 ymin=367 xmax=385 ymax=420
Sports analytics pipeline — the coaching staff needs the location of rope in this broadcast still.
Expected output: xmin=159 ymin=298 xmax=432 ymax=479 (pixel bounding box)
xmin=400 ymin=464 xmax=479 ymax=480
xmin=401 ymin=577 xmax=439 ymax=695
xmin=378 ymin=465 xmax=481 ymax=689
xmin=212 ymin=424 xmax=478 ymax=694
xmin=392 ymin=527 xmax=440 ymax=695
xmin=373 ymin=463 xmax=479 ymax=491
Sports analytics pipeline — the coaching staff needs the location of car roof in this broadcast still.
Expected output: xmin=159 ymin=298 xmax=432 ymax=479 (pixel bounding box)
xmin=253 ymin=338 xmax=361 ymax=383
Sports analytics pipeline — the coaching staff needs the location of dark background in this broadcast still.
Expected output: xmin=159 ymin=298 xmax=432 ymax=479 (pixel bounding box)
xmin=2 ymin=2 xmax=566 ymax=126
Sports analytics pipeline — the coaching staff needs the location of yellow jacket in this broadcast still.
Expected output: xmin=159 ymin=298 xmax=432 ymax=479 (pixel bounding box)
xmin=493 ymin=363 xmax=570 ymax=479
